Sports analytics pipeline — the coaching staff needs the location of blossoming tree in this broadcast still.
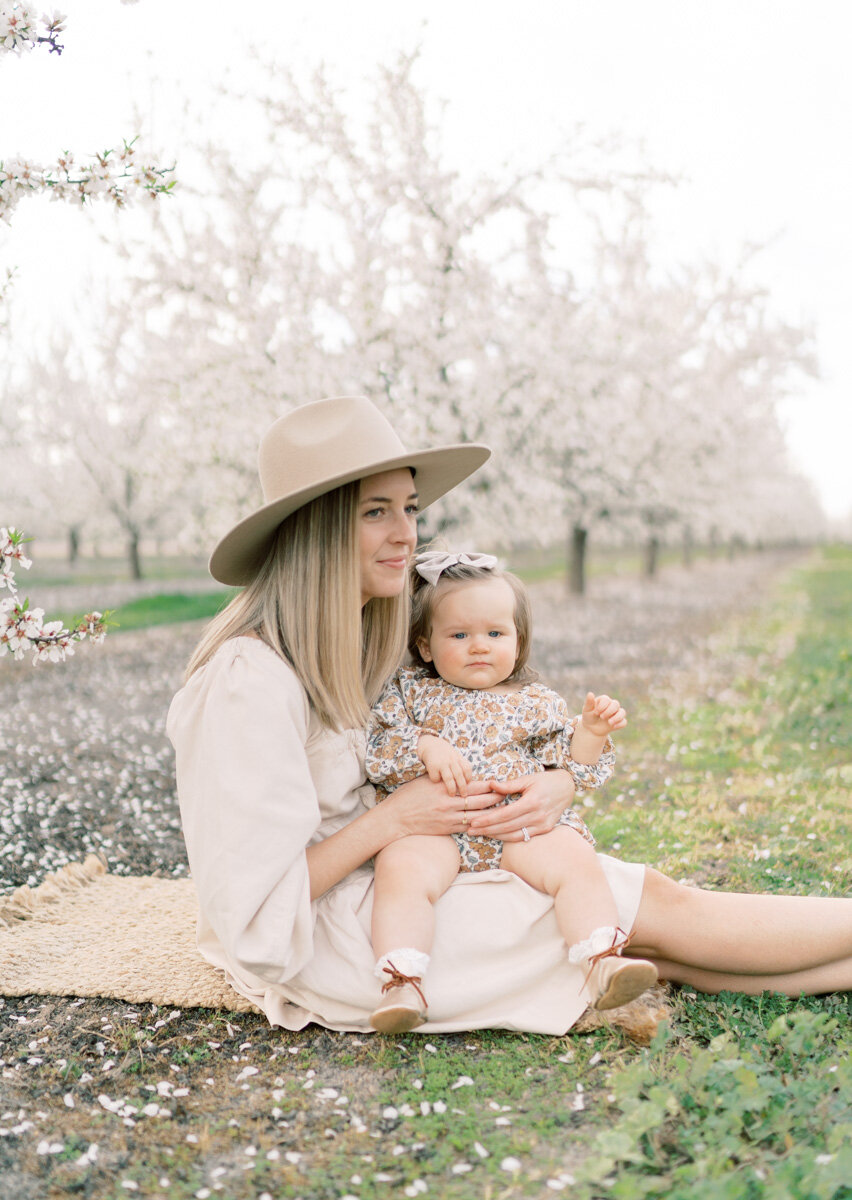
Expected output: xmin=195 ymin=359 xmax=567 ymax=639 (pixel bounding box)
xmin=72 ymin=52 xmax=660 ymax=552
xmin=514 ymin=210 xmax=822 ymax=589
xmin=7 ymin=45 xmax=825 ymax=595
xmin=1 ymin=0 xmax=173 ymax=655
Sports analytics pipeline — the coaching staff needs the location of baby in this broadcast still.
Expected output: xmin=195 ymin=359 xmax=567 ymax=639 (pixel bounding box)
xmin=365 ymin=550 xmax=657 ymax=1032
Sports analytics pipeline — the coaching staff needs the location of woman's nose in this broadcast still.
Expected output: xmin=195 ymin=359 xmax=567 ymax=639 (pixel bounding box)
xmin=391 ymin=512 xmax=417 ymax=546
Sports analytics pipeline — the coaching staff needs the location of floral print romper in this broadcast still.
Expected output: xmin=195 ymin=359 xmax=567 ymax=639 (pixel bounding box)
xmin=366 ymin=666 xmax=614 ymax=872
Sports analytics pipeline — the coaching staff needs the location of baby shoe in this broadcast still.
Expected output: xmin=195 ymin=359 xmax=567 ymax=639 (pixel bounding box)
xmin=370 ymin=964 xmax=427 ymax=1033
xmin=585 ymin=954 xmax=658 ymax=1011
xmin=568 ymin=926 xmax=658 ymax=1011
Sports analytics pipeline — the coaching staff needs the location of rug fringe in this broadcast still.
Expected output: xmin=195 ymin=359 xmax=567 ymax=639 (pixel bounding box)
xmin=0 ymin=855 xmax=107 ymax=927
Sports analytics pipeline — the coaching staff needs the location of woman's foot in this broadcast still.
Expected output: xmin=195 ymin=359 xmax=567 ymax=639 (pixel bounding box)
xmin=370 ymin=981 xmax=427 ymax=1032
xmin=586 ymin=956 xmax=658 ymax=1011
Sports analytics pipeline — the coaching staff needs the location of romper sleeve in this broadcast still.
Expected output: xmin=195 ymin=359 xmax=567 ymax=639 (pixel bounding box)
xmin=365 ymin=669 xmax=427 ymax=790
xmin=561 ymin=717 xmax=616 ymax=791
xmin=530 ymin=691 xmax=616 ymax=791
xmin=166 ymin=639 xmax=319 ymax=985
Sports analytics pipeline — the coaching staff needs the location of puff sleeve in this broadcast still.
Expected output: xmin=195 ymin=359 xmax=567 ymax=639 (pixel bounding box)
xmin=561 ymin=720 xmax=616 ymax=791
xmin=529 ymin=693 xmax=616 ymax=791
xmin=365 ymin=669 xmax=427 ymax=791
xmin=166 ymin=639 xmax=319 ymax=985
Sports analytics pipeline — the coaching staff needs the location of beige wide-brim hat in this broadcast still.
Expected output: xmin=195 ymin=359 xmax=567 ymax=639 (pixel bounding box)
xmin=209 ymin=396 xmax=491 ymax=585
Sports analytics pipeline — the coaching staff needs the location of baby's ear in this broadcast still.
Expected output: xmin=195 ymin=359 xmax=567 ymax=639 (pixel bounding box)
xmin=416 ymin=638 xmax=433 ymax=663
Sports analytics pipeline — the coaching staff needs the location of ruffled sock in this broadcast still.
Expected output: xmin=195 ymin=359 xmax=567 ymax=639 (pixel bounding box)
xmin=373 ymin=948 xmax=431 ymax=981
xmin=370 ymin=948 xmax=430 ymax=1032
xmin=566 ymin=925 xmax=626 ymax=965
xmin=566 ymin=926 xmax=656 ymax=1010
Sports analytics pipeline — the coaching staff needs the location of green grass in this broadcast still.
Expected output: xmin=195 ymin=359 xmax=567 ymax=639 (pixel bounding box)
xmin=108 ymin=591 xmax=236 ymax=632
xmin=57 ymin=590 xmax=236 ymax=634
xmin=593 ymin=545 xmax=852 ymax=898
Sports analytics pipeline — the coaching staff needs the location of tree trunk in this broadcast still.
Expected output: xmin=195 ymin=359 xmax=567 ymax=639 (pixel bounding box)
xmin=68 ymin=526 xmax=80 ymax=564
xmin=568 ymin=524 xmax=587 ymax=595
xmin=128 ymin=530 xmax=143 ymax=580
xmin=643 ymin=535 xmax=660 ymax=578
xmin=681 ymin=526 xmax=693 ymax=568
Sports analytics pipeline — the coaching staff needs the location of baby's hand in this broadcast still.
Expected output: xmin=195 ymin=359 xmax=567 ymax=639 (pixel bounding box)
xmin=580 ymin=692 xmax=628 ymax=737
xmin=417 ymin=733 xmax=474 ymax=797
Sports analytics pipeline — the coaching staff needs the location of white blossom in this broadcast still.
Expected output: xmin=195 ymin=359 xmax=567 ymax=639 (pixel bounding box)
xmin=0 ymin=140 xmax=174 ymax=224
xmin=0 ymin=527 xmax=108 ymax=663
xmin=0 ymin=4 xmax=63 ymax=54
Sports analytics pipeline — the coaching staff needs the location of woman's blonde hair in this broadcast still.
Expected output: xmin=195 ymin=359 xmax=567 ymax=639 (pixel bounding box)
xmin=408 ymin=560 xmax=538 ymax=684
xmin=186 ymin=481 xmax=409 ymax=729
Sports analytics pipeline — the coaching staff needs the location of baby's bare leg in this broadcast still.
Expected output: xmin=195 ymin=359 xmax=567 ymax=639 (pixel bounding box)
xmin=372 ymin=835 xmax=461 ymax=960
xmin=501 ymin=827 xmax=619 ymax=947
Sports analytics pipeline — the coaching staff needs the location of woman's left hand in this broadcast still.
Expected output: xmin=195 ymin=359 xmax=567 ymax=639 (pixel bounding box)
xmin=466 ymin=769 xmax=576 ymax=841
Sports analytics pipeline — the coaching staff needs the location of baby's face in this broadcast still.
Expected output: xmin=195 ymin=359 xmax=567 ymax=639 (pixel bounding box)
xmin=418 ymin=577 xmax=519 ymax=690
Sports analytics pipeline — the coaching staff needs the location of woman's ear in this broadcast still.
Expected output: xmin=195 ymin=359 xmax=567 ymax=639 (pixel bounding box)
xmin=417 ymin=638 xmax=433 ymax=663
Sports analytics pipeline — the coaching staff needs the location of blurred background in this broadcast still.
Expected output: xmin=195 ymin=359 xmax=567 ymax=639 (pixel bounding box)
xmin=2 ymin=0 xmax=850 ymax=591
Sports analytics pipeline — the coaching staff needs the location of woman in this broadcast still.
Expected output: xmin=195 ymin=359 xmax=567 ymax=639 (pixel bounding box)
xmin=168 ymin=396 xmax=852 ymax=1033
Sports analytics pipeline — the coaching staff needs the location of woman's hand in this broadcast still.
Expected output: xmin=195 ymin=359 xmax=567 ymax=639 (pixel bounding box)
xmin=383 ymin=774 xmax=501 ymax=840
xmin=307 ymin=776 xmax=499 ymax=900
xmin=466 ymin=769 xmax=576 ymax=842
xmin=309 ymin=768 xmax=575 ymax=898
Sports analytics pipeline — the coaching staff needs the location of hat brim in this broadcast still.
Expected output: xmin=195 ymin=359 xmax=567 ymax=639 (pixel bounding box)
xmin=209 ymin=442 xmax=491 ymax=585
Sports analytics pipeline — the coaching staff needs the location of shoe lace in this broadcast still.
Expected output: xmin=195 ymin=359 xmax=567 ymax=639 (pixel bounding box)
xmin=582 ymin=926 xmax=633 ymax=990
xmin=380 ymin=961 xmax=427 ymax=1009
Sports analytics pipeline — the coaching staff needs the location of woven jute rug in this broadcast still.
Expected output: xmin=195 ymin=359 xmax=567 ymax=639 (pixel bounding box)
xmin=0 ymin=856 xmax=670 ymax=1041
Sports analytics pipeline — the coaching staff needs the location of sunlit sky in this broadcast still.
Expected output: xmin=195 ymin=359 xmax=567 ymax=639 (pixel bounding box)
xmin=2 ymin=0 xmax=851 ymax=519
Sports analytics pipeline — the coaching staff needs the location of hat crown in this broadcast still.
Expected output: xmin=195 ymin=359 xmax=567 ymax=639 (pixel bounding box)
xmin=259 ymin=396 xmax=407 ymax=503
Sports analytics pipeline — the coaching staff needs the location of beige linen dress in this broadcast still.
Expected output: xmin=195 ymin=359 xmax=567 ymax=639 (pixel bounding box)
xmin=166 ymin=636 xmax=646 ymax=1034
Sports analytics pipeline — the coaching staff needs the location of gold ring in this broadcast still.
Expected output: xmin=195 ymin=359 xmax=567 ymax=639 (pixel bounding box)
xmin=463 ymin=797 xmax=469 ymax=812
xmin=461 ymin=815 xmax=469 ymax=827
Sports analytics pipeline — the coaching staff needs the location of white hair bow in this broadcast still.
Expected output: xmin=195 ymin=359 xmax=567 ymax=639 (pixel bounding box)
xmin=414 ymin=550 xmax=499 ymax=586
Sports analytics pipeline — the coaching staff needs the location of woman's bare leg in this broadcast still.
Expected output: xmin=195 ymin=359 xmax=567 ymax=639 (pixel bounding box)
xmin=643 ymin=955 xmax=852 ymax=997
xmin=372 ymin=835 xmax=460 ymax=960
xmin=628 ymin=867 xmax=852 ymax=986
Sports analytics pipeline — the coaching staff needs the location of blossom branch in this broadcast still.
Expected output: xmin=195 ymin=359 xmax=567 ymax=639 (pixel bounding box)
xmin=0 ymin=527 xmax=109 ymax=664
xmin=1 ymin=141 xmax=176 ymax=224
xmin=0 ymin=4 xmax=66 ymax=56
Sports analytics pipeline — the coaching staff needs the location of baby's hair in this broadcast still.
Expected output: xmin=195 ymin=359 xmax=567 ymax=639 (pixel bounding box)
xmin=408 ymin=558 xmax=538 ymax=683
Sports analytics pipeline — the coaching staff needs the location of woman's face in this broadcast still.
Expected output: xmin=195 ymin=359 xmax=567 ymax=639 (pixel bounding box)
xmin=358 ymin=468 xmax=419 ymax=605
